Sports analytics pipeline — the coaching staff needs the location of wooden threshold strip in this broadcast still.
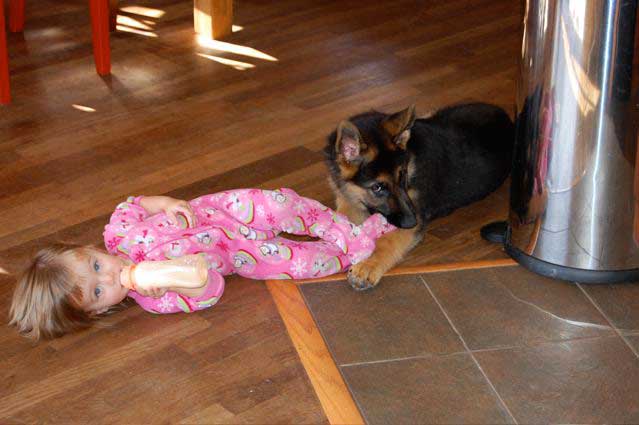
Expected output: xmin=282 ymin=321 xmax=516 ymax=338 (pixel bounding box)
xmin=293 ymin=257 xmax=517 ymax=285
xmin=266 ymin=281 xmax=365 ymax=425
xmin=267 ymin=258 xmax=516 ymax=424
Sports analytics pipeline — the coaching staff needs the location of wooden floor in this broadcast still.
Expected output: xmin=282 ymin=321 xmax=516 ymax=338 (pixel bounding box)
xmin=1 ymin=0 xmax=521 ymax=422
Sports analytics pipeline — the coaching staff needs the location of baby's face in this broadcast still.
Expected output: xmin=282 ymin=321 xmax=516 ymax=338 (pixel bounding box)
xmin=64 ymin=249 xmax=130 ymax=314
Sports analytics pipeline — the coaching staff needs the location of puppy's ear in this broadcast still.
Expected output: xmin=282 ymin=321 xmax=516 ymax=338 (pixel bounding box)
xmin=336 ymin=121 xmax=364 ymax=163
xmin=382 ymin=104 xmax=416 ymax=149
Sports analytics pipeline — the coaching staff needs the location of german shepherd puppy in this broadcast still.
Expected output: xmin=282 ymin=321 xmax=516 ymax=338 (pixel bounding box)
xmin=324 ymin=103 xmax=514 ymax=290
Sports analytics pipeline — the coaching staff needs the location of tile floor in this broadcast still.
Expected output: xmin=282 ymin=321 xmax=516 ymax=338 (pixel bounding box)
xmin=300 ymin=266 xmax=639 ymax=424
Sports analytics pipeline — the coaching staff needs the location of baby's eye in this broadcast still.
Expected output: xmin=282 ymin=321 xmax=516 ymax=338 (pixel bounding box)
xmin=93 ymin=261 xmax=100 ymax=272
xmin=94 ymin=286 xmax=102 ymax=298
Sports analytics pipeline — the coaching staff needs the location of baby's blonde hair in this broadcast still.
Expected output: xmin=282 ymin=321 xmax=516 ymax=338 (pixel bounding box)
xmin=9 ymin=243 xmax=93 ymax=341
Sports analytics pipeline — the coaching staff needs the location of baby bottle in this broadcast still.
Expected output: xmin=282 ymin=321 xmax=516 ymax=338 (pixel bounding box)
xmin=120 ymin=254 xmax=209 ymax=291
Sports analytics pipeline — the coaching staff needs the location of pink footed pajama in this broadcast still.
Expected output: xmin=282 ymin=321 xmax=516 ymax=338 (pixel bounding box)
xmin=103 ymin=188 xmax=395 ymax=314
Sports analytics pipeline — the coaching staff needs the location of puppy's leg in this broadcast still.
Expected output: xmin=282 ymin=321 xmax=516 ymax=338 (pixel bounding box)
xmin=348 ymin=227 xmax=423 ymax=290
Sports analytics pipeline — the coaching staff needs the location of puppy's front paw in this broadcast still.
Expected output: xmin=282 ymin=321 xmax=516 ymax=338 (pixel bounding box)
xmin=347 ymin=261 xmax=384 ymax=291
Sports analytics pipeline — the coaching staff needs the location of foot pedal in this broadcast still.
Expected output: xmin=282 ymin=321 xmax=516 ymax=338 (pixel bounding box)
xmin=480 ymin=221 xmax=508 ymax=244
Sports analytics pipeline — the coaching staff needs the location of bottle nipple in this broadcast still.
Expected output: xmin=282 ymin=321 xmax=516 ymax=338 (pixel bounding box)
xmin=120 ymin=265 xmax=137 ymax=291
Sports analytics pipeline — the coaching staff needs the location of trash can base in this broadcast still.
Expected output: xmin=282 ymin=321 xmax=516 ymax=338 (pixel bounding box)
xmin=505 ymin=242 xmax=639 ymax=284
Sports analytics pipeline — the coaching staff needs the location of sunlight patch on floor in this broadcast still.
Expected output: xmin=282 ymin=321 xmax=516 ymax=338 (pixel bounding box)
xmin=116 ymin=25 xmax=158 ymax=38
xmin=196 ymin=35 xmax=278 ymax=61
xmin=197 ymin=53 xmax=255 ymax=70
xmin=117 ymin=15 xmax=155 ymax=31
xmin=72 ymin=104 xmax=96 ymax=112
xmin=120 ymin=5 xmax=166 ymax=19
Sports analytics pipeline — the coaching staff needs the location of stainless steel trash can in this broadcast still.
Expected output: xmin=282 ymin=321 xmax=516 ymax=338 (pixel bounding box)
xmin=506 ymin=0 xmax=639 ymax=283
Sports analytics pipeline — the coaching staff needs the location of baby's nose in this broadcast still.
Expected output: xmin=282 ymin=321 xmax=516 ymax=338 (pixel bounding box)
xmin=99 ymin=273 xmax=116 ymax=286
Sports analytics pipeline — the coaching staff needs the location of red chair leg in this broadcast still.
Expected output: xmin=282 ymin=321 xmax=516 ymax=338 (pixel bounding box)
xmin=9 ymin=0 xmax=25 ymax=33
xmin=0 ymin=0 xmax=11 ymax=104
xmin=109 ymin=0 xmax=119 ymax=32
xmin=89 ymin=0 xmax=110 ymax=75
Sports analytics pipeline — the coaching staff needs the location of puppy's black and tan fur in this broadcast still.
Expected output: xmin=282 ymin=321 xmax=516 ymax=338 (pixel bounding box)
xmin=325 ymin=103 xmax=514 ymax=290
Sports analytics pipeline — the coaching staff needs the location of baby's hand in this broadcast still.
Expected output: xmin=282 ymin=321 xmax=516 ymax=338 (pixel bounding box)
xmin=164 ymin=199 xmax=197 ymax=228
xmin=139 ymin=196 xmax=198 ymax=228
xmin=136 ymin=286 xmax=168 ymax=298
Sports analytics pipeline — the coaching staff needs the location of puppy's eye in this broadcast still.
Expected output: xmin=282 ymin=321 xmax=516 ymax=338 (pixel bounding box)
xmin=371 ymin=183 xmax=386 ymax=194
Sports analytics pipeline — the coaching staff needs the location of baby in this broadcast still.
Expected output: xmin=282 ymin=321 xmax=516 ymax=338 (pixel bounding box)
xmin=9 ymin=188 xmax=394 ymax=340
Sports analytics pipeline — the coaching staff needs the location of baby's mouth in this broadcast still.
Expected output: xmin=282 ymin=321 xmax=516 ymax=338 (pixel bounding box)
xmin=118 ymin=259 xmax=133 ymax=288
xmin=117 ymin=264 xmax=129 ymax=288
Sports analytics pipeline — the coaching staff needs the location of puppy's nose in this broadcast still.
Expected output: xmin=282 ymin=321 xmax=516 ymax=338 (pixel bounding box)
xmin=399 ymin=214 xmax=417 ymax=229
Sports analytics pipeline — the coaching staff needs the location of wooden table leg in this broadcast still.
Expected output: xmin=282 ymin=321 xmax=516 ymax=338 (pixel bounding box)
xmin=89 ymin=0 xmax=111 ymax=75
xmin=0 ymin=0 xmax=10 ymax=104
xmin=194 ymin=0 xmax=233 ymax=40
